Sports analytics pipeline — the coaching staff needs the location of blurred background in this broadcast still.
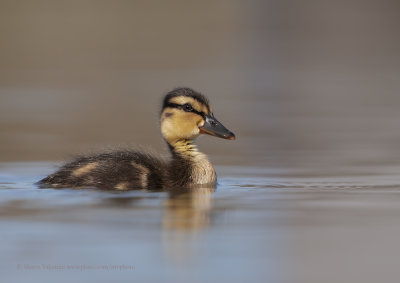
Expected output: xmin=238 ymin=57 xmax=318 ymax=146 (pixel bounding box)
xmin=1 ymin=0 xmax=400 ymax=168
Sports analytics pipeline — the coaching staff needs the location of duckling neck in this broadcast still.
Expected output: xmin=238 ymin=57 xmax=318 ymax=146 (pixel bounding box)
xmin=166 ymin=139 xmax=217 ymax=187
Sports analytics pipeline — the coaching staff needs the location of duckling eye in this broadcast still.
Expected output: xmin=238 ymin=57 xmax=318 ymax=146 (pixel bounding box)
xmin=183 ymin=103 xmax=193 ymax=112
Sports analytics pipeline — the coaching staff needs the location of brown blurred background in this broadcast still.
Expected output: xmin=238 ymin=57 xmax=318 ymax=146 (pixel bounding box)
xmin=1 ymin=0 xmax=400 ymax=167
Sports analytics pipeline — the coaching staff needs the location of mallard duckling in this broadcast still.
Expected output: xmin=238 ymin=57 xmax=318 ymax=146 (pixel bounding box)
xmin=38 ymin=87 xmax=235 ymax=190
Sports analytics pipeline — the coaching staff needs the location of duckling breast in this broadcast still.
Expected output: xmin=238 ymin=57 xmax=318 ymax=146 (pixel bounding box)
xmin=167 ymin=154 xmax=216 ymax=188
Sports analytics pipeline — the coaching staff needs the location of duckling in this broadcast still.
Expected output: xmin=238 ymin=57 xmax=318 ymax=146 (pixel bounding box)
xmin=38 ymin=87 xmax=235 ymax=190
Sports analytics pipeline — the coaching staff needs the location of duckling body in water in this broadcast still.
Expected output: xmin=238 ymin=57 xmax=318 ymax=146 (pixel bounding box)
xmin=38 ymin=88 xmax=235 ymax=190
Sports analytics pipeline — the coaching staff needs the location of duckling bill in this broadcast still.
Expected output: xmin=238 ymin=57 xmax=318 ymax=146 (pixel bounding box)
xmin=38 ymin=87 xmax=235 ymax=190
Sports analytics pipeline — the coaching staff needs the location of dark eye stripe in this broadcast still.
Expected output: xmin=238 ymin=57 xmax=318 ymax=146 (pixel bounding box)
xmin=165 ymin=103 xmax=205 ymax=118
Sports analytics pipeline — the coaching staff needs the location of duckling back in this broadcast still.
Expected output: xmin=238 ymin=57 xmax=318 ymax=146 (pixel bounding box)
xmin=39 ymin=150 xmax=166 ymax=190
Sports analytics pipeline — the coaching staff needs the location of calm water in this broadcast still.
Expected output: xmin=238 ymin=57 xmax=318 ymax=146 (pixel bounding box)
xmin=2 ymin=161 xmax=400 ymax=283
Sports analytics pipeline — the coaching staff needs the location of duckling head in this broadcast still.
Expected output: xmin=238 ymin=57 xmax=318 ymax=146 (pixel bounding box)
xmin=160 ymin=87 xmax=235 ymax=145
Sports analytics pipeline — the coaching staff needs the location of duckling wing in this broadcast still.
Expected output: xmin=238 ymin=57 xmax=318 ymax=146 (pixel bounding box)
xmin=38 ymin=150 xmax=166 ymax=190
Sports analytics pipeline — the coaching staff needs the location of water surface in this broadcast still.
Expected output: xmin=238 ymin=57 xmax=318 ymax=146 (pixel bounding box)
xmin=2 ymin=161 xmax=400 ymax=283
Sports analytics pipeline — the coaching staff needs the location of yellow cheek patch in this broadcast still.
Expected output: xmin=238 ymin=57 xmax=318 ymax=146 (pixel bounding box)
xmin=161 ymin=103 xmax=207 ymax=142
xmin=175 ymin=116 xmax=198 ymax=134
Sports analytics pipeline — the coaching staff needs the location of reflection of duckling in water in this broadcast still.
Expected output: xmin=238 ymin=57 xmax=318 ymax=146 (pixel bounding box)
xmin=163 ymin=187 xmax=215 ymax=231
xmin=38 ymin=87 xmax=235 ymax=190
